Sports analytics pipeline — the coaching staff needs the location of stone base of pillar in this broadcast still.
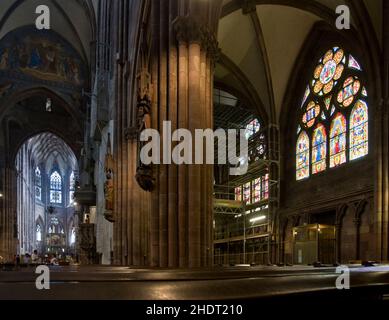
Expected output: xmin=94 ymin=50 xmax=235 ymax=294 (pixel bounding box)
xmin=78 ymin=223 xmax=98 ymax=264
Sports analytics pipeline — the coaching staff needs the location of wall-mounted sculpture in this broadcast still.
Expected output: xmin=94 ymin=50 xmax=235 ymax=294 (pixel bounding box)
xmin=104 ymin=133 xmax=115 ymax=222
xmin=135 ymin=69 xmax=155 ymax=192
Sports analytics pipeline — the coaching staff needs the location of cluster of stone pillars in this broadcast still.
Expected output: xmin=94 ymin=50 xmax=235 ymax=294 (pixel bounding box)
xmin=15 ymin=144 xmax=36 ymax=255
xmin=373 ymin=0 xmax=389 ymax=262
xmin=112 ymin=0 xmax=222 ymax=268
xmin=0 ymin=167 xmax=17 ymax=261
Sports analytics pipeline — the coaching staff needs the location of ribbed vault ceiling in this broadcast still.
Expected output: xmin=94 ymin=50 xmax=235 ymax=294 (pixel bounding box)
xmin=216 ymin=0 xmax=381 ymax=124
xmin=0 ymin=0 xmax=96 ymax=63
xmin=23 ymin=132 xmax=78 ymax=176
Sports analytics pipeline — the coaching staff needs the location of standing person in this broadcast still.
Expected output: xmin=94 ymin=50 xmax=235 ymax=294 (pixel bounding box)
xmin=15 ymin=255 xmax=20 ymax=270
xmin=23 ymin=253 xmax=30 ymax=265
xmin=31 ymin=250 xmax=39 ymax=264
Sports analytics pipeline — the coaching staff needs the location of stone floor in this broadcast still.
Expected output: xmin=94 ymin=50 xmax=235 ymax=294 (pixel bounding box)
xmin=0 ymin=264 xmax=389 ymax=300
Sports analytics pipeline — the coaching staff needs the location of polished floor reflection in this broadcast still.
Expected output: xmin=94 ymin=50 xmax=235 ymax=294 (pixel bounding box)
xmin=1 ymin=265 xmax=389 ymax=300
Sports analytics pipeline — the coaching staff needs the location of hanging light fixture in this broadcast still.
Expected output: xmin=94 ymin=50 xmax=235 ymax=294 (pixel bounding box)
xmin=45 ymin=98 xmax=52 ymax=112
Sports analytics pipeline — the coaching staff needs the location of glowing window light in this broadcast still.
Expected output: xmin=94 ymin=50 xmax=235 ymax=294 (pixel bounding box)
xmin=249 ymin=215 xmax=266 ymax=223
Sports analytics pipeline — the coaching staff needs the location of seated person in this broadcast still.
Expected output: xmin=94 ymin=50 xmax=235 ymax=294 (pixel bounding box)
xmin=50 ymin=254 xmax=59 ymax=266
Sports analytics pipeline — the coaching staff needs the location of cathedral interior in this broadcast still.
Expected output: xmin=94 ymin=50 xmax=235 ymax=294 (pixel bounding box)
xmin=0 ymin=0 xmax=388 ymax=302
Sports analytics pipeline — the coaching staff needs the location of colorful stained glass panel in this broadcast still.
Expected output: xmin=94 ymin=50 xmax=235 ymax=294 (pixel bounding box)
xmin=243 ymin=182 xmax=251 ymax=205
xmin=334 ymin=64 xmax=344 ymax=80
xmin=252 ymin=178 xmax=261 ymax=203
xmin=333 ymin=49 xmax=344 ymax=64
xmin=337 ymin=77 xmax=360 ymax=107
xmin=261 ymin=174 xmax=269 ymax=200
xmin=235 ymin=186 xmax=242 ymax=202
xmin=350 ymin=100 xmax=369 ymax=160
xmin=245 ymin=118 xmax=261 ymax=139
xmin=312 ymin=124 xmax=327 ymax=174
xmin=324 ymin=96 xmax=332 ymax=110
xmin=320 ymin=60 xmax=337 ymax=84
xmin=349 ymin=55 xmax=362 ymax=71
xmin=296 ymin=131 xmax=310 ymax=180
xmin=301 ymin=86 xmax=310 ymax=107
xmin=330 ymin=113 xmax=347 ymax=168
xmin=302 ymin=102 xmax=320 ymax=128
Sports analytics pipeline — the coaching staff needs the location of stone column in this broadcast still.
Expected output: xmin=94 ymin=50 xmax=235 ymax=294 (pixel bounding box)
xmin=147 ymin=1 xmax=222 ymax=268
xmin=0 ymin=166 xmax=17 ymax=261
xmin=382 ymin=0 xmax=389 ymax=261
xmin=335 ymin=223 xmax=342 ymax=263
xmin=354 ymin=218 xmax=361 ymax=260
xmin=112 ymin=0 xmax=222 ymax=268
xmin=113 ymin=0 xmax=156 ymax=267
xmin=373 ymin=0 xmax=389 ymax=261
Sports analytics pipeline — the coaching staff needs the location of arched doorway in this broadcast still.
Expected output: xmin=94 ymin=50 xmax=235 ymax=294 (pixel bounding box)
xmin=15 ymin=132 xmax=79 ymax=262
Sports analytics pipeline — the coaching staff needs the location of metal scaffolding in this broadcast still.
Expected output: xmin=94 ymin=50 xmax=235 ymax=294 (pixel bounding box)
xmin=213 ymin=127 xmax=280 ymax=266
xmin=212 ymin=89 xmax=280 ymax=265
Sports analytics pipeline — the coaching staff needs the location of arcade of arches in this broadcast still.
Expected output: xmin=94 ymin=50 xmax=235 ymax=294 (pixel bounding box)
xmin=0 ymin=0 xmax=388 ymax=268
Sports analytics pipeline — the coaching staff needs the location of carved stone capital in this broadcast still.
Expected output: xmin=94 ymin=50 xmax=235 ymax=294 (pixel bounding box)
xmin=174 ymin=16 xmax=203 ymax=44
xmin=173 ymin=16 xmax=220 ymax=64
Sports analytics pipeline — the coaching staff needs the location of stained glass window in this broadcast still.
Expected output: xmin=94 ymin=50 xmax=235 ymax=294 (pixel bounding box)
xmin=261 ymin=174 xmax=269 ymax=200
xmin=348 ymin=55 xmax=361 ymax=70
xmin=337 ymin=76 xmax=360 ymax=108
xmin=350 ymin=100 xmax=368 ymax=160
xmin=35 ymin=167 xmax=41 ymax=201
xmin=302 ymin=101 xmax=320 ymax=128
xmin=312 ymin=124 xmax=327 ymax=174
xmin=243 ymin=182 xmax=251 ymax=205
xmin=69 ymin=171 xmax=75 ymax=206
xmin=35 ymin=167 xmax=41 ymax=186
xmin=70 ymin=227 xmax=76 ymax=245
xmin=235 ymin=174 xmax=269 ymax=206
xmin=235 ymin=186 xmax=242 ymax=202
xmin=252 ymin=178 xmax=261 ymax=203
xmin=245 ymin=119 xmax=260 ymax=139
xmin=324 ymin=96 xmax=332 ymax=110
xmin=50 ymin=171 xmax=62 ymax=204
xmin=301 ymin=86 xmax=310 ymax=107
xmin=330 ymin=113 xmax=347 ymax=168
xmin=312 ymin=48 xmax=345 ymax=96
xmin=36 ymin=224 xmax=42 ymax=242
xmin=49 ymin=217 xmax=59 ymax=234
xmin=296 ymin=131 xmax=310 ymax=180
xmin=296 ymin=47 xmax=368 ymax=180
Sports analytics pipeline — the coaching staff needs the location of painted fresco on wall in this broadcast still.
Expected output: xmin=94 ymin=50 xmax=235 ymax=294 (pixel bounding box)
xmin=0 ymin=26 xmax=86 ymax=88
